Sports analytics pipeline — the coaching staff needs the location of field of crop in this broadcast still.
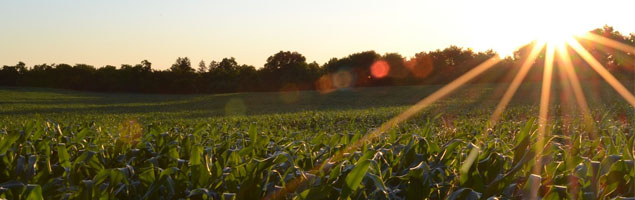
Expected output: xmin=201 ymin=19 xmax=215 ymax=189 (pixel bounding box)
xmin=0 ymin=82 xmax=634 ymax=199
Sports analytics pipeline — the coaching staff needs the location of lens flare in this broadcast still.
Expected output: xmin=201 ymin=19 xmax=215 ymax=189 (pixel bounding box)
xmin=405 ymin=56 xmax=434 ymax=79
xmin=315 ymin=75 xmax=335 ymax=94
xmin=332 ymin=69 xmax=353 ymax=89
xmin=370 ymin=60 xmax=390 ymax=78
xmin=279 ymin=84 xmax=300 ymax=104
xmin=225 ymin=98 xmax=246 ymax=116
xmin=264 ymin=55 xmax=501 ymax=200
xmin=268 ymin=22 xmax=635 ymax=200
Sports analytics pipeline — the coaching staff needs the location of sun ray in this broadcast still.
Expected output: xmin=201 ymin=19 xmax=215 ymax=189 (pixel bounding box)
xmin=265 ymin=56 xmax=502 ymax=200
xmin=566 ymin=38 xmax=635 ymax=107
xmin=321 ymin=57 xmax=503 ymax=171
xmin=538 ymin=44 xmax=555 ymax=134
xmin=555 ymin=43 xmax=605 ymax=197
xmin=556 ymin=43 xmax=598 ymax=139
xmin=267 ymin=31 xmax=635 ymax=200
xmin=490 ymin=41 xmax=545 ymax=124
xmin=530 ymin=43 xmax=555 ymax=199
xmin=539 ymin=44 xmax=555 ymax=131
xmin=331 ymin=56 xmax=502 ymax=160
xmin=577 ymin=32 xmax=635 ymax=54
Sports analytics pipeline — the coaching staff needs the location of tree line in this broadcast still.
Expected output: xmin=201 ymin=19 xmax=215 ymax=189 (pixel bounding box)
xmin=1 ymin=26 xmax=633 ymax=94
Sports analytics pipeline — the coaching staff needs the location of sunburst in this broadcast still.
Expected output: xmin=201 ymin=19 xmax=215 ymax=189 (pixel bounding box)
xmin=266 ymin=28 xmax=635 ymax=200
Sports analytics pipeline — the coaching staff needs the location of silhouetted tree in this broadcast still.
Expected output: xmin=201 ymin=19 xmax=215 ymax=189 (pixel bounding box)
xmin=0 ymin=62 xmax=26 ymax=86
xmin=262 ymin=51 xmax=319 ymax=90
xmin=141 ymin=60 xmax=152 ymax=71
xmin=168 ymin=57 xmax=196 ymax=92
xmin=170 ymin=57 xmax=194 ymax=73
xmin=217 ymin=57 xmax=238 ymax=71
xmin=382 ymin=53 xmax=410 ymax=85
xmin=323 ymin=51 xmax=380 ymax=87
xmin=208 ymin=60 xmax=218 ymax=72
xmin=0 ymin=26 xmax=630 ymax=94
xmin=198 ymin=60 xmax=207 ymax=73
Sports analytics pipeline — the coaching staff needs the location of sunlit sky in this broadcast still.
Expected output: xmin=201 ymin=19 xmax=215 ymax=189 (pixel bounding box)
xmin=1 ymin=0 xmax=633 ymax=69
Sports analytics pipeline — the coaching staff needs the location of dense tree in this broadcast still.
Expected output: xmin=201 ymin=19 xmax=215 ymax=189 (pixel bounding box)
xmin=382 ymin=53 xmax=409 ymax=84
xmin=0 ymin=62 xmax=24 ymax=85
xmin=217 ymin=57 xmax=238 ymax=71
xmin=586 ymin=26 xmax=634 ymax=79
xmin=0 ymin=26 xmax=631 ymax=94
xmin=323 ymin=51 xmax=380 ymax=87
xmin=168 ymin=57 xmax=197 ymax=93
xmin=201 ymin=57 xmax=258 ymax=93
xmin=170 ymin=57 xmax=194 ymax=73
xmin=262 ymin=51 xmax=320 ymax=90
xmin=197 ymin=60 xmax=207 ymax=73
xmin=141 ymin=60 xmax=152 ymax=71
xmin=208 ymin=60 xmax=218 ymax=72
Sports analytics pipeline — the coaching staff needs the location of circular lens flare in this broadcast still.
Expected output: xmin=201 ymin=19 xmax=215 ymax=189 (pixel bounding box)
xmin=370 ymin=60 xmax=390 ymax=78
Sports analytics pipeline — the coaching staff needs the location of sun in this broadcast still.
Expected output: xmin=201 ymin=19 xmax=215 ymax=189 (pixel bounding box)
xmin=473 ymin=0 xmax=600 ymax=57
xmin=533 ymin=24 xmax=575 ymax=46
xmin=527 ymin=0 xmax=589 ymax=46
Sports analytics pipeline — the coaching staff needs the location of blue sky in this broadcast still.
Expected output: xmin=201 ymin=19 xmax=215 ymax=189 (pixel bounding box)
xmin=1 ymin=0 xmax=633 ymax=69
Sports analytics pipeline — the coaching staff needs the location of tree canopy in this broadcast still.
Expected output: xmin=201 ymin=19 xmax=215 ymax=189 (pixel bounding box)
xmin=1 ymin=26 xmax=632 ymax=94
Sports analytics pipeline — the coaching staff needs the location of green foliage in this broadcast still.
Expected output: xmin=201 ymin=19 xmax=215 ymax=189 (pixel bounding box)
xmin=0 ymin=84 xmax=634 ymax=199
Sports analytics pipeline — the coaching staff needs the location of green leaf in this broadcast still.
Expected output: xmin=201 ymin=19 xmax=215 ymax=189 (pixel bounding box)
xmin=160 ymin=167 xmax=179 ymax=178
xmin=188 ymin=188 xmax=210 ymax=198
xmin=297 ymin=186 xmax=332 ymax=200
xmin=57 ymin=143 xmax=71 ymax=169
xmin=25 ymin=184 xmax=43 ymax=200
xmin=366 ymin=173 xmax=388 ymax=196
xmin=138 ymin=168 xmax=156 ymax=187
xmin=80 ymin=180 xmax=94 ymax=200
xmin=249 ymin=123 xmax=258 ymax=146
xmin=448 ymin=188 xmax=481 ymax=200
xmin=168 ymin=145 xmax=179 ymax=160
xmin=189 ymin=146 xmax=202 ymax=166
xmin=74 ymin=128 xmax=90 ymax=143
xmin=0 ymin=132 xmax=20 ymax=155
xmin=110 ymin=168 xmax=129 ymax=185
xmin=340 ymin=152 xmax=373 ymax=199
xmin=93 ymin=169 xmax=111 ymax=185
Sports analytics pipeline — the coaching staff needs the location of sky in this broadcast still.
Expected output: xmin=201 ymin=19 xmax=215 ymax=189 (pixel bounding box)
xmin=1 ymin=0 xmax=634 ymax=70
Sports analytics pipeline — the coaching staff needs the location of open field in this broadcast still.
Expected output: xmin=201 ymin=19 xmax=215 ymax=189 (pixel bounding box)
xmin=2 ymin=0 xmax=634 ymax=199
xmin=1 ymin=80 xmax=632 ymax=122
xmin=0 ymin=82 xmax=634 ymax=199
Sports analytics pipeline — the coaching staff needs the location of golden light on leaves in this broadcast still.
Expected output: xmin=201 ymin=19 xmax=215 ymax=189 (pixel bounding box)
xmin=556 ymin=44 xmax=595 ymax=135
xmin=118 ymin=119 xmax=142 ymax=147
xmin=531 ymin=43 xmax=555 ymax=197
xmin=266 ymin=55 xmax=502 ymax=199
